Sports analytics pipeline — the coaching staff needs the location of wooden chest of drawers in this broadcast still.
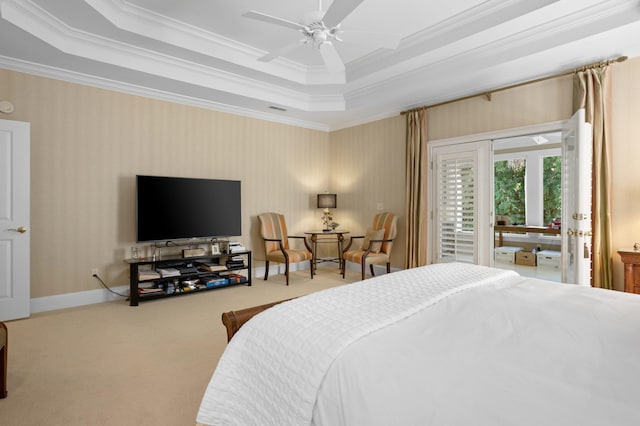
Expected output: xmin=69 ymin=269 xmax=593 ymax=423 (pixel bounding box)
xmin=618 ymin=250 xmax=640 ymax=294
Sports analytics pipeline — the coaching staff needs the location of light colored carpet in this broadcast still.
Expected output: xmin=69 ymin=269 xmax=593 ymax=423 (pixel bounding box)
xmin=0 ymin=266 xmax=359 ymax=426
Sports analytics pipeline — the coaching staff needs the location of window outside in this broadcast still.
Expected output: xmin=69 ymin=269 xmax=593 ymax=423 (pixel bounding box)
xmin=543 ymin=156 xmax=562 ymax=226
xmin=494 ymin=158 xmax=526 ymax=225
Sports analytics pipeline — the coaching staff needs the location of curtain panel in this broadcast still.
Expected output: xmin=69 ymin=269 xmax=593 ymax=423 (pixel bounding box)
xmin=405 ymin=110 xmax=428 ymax=268
xmin=573 ymin=67 xmax=613 ymax=289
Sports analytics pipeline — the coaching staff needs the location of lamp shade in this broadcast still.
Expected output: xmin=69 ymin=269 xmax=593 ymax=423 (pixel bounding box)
xmin=317 ymin=193 xmax=337 ymax=209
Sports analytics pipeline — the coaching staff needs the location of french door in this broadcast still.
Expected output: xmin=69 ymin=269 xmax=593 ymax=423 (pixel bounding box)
xmin=429 ymin=111 xmax=592 ymax=285
xmin=561 ymin=109 xmax=592 ymax=285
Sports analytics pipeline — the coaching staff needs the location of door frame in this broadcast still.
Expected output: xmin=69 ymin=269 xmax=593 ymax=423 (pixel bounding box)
xmin=427 ymin=120 xmax=566 ymax=265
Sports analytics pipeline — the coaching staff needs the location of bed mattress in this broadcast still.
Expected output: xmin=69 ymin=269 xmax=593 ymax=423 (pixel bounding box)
xmin=197 ymin=263 xmax=640 ymax=426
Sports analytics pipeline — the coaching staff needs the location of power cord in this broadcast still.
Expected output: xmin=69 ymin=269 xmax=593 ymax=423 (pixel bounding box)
xmin=92 ymin=273 xmax=128 ymax=298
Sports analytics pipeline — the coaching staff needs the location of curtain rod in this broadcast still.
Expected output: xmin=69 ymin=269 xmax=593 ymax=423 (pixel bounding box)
xmin=400 ymin=55 xmax=627 ymax=115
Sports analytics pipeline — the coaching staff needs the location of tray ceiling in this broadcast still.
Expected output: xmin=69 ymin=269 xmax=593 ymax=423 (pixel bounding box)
xmin=1 ymin=0 xmax=640 ymax=131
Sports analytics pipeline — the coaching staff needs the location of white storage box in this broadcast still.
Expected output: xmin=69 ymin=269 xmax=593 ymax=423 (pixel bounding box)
xmin=536 ymin=250 xmax=561 ymax=269
xmin=494 ymin=246 xmax=523 ymax=264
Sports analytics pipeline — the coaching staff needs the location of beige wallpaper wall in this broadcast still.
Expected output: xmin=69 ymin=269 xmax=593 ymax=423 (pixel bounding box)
xmin=1 ymin=69 xmax=330 ymax=297
xmin=1 ymin=56 xmax=638 ymax=298
xmin=427 ymin=75 xmax=574 ymax=140
xmin=611 ymin=57 xmax=640 ymax=291
xmin=329 ymin=116 xmax=407 ymax=268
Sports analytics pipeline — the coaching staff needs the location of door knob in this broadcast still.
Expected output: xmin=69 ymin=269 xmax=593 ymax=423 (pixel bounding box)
xmin=8 ymin=226 xmax=28 ymax=233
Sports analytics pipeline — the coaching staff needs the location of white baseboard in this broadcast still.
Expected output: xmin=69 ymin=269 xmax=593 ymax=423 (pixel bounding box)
xmin=30 ymin=285 xmax=130 ymax=314
xmin=29 ymin=262 xmax=398 ymax=314
xmin=29 ymin=263 xmax=303 ymax=314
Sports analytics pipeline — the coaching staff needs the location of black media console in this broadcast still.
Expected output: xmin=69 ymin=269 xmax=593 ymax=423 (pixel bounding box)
xmin=125 ymin=250 xmax=251 ymax=306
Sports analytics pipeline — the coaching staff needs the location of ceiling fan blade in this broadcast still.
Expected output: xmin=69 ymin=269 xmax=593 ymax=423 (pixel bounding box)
xmin=338 ymin=30 xmax=401 ymax=50
xmin=322 ymin=0 xmax=365 ymax=27
xmin=319 ymin=42 xmax=345 ymax=73
xmin=258 ymin=41 xmax=306 ymax=62
xmin=242 ymin=10 xmax=305 ymax=31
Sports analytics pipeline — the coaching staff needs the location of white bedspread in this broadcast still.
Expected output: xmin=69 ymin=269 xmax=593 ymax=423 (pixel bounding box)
xmin=196 ymin=263 xmax=518 ymax=425
xmin=312 ymin=275 xmax=640 ymax=426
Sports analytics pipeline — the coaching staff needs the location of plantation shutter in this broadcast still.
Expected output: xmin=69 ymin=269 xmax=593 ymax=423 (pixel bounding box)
xmin=431 ymin=141 xmax=491 ymax=265
xmin=438 ymin=156 xmax=475 ymax=263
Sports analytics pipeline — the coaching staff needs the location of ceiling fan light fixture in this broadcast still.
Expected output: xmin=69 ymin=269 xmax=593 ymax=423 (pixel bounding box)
xmin=313 ymin=30 xmax=328 ymax=45
xmin=243 ymin=0 xmax=394 ymax=73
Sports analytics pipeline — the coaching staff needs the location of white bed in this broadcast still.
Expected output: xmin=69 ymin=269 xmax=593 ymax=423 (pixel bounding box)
xmin=197 ymin=263 xmax=640 ymax=426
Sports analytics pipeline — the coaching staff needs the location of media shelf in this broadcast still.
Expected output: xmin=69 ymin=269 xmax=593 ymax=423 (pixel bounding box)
xmin=125 ymin=251 xmax=251 ymax=306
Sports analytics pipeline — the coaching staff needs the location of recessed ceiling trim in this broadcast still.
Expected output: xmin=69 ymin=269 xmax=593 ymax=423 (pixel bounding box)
xmin=347 ymin=0 xmax=559 ymax=81
xmin=346 ymin=0 xmax=632 ymax=88
xmin=1 ymin=0 xmax=346 ymax=111
xmin=0 ymin=54 xmax=332 ymax=131
xmin=1 ymin=0 xmax=639 ymax=132
xmin=85 ymin=0 xmax=346 ymax=85
xmin=344 ymin=0 xmax=640 ymax=104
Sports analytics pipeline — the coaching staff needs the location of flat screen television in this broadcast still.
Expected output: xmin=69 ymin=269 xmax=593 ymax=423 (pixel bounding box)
xmin=136 ymin=175 xmax=241 ymax=242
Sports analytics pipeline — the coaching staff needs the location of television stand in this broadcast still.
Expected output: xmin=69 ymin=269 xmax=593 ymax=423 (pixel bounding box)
xmin=125 ymin=250 xmax=251 ymax=306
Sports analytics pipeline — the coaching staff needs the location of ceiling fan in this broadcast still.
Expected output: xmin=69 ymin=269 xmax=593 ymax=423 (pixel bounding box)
xmin=243 ymin=0 xmax=401 ymax=73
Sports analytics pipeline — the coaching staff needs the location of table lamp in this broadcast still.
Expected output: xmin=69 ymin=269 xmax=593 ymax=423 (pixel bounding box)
xmin=317 ymin=193 xmax=337 ymax=232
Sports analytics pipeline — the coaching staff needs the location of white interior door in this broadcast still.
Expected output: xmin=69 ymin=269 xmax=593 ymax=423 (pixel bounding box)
xmin=561 ymin=109 xmax=592 ymax=285
xmin=0 ymin=118 xmax=30 ymax=321
xmin=431 ymin=140 xmax=491 ymax=265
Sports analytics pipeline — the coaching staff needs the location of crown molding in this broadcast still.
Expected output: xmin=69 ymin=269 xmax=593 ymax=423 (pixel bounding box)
xmin=345 ymin=0 xmax=640 ymax=105
xmin=0 ymin=55 xmax=332 ymax=131
xmin=347 ymin=0 xmax=558 ymax=81
xmin=1 ymin=0 xmax=346 ymax=111
xmin=84 ymin=0 xmax=346 ymax=85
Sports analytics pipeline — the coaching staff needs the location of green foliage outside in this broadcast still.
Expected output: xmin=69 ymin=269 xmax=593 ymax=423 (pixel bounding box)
xmin=543 ymin=156 xmax=562 ymax=224
xmin=494 ymin=155 xmax=562 ymax=226
xmin=494 ymin=159 xmax=526 ymax=225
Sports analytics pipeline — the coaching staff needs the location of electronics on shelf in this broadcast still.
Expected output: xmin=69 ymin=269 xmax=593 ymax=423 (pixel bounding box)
xmin=229 ymin=242 xmax=246 ymax=253
xmin=127 ymin=251 xmax=252 ymax=306
xmin=182 ymin=248 xmax=205 ymax=258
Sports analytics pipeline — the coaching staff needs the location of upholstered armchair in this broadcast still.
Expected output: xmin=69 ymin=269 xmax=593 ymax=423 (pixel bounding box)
xmin=342 ymin=212 xmax=398 ymax=281
xmin=258 ymin=213 xmax=313 ymax=286
xmin=1 ymin=321 xmax=7 ymax=398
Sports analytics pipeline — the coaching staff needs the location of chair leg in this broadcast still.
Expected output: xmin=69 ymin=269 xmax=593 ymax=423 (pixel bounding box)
xmin=370 ymin=264 xmax=376 ymax=277
xmin=309 ymin=259 xmax=314 ymax=279
xmin=387 ymin=262 xmax=391 ymax=274
xmin=361 ymin=260 xmax=366 ymax=281
xmin=342 ymin=260 xmax=347 ymax=278
xmin=284 ymin=261 xmax=290 ymax=286
xmin=264 ymin=261 xmax=270 ymax=281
